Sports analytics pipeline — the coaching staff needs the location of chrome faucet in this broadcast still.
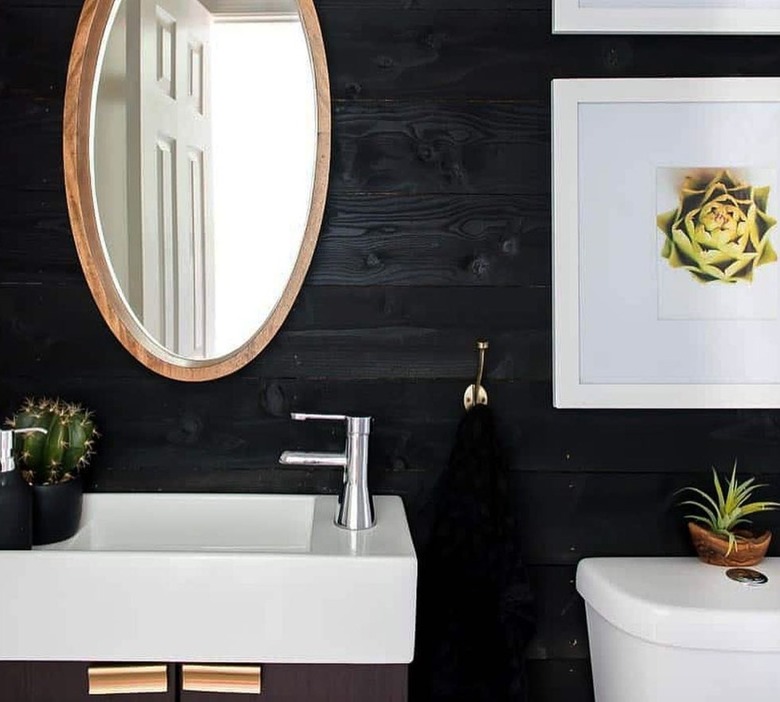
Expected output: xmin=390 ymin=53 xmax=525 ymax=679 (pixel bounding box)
xmin=279 ymin=413 xmax=375 ymax=531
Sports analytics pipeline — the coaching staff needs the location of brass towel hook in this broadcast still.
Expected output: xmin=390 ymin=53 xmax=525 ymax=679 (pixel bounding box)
xmin=463 ymin=340 xmax=489 ymax=410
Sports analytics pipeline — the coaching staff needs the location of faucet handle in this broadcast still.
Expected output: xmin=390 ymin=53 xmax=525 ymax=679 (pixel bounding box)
xmin=290 ymin=413 xmax=372 ymax=435
xmin=290 ymin=413 xmax=347 ymax=422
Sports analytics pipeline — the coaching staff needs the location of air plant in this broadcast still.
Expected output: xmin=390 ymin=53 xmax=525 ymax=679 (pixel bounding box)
xmin=677 ymin=461 xmax=780 ymax=555
xmin=6 ymin=398 xmax=99 ymax=485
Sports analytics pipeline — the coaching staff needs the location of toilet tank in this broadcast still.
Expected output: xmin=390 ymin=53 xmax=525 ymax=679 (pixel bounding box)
xmin=577 ymin=557 xmax=780 ymax=702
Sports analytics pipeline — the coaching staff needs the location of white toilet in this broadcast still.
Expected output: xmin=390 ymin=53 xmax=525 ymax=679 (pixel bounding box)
xmin=577 ymin=557 xmax=780 ymax=701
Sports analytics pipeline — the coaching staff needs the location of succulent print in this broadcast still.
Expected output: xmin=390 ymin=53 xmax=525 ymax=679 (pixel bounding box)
xmin=657 ymin=170 xmax=777 ymax=284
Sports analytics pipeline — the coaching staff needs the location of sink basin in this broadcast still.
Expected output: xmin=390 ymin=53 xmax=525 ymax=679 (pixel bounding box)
xmin=45 ymin=494 xmax=317 ymax=553
xmin=0 ymin=494 xmax=416 ymax=664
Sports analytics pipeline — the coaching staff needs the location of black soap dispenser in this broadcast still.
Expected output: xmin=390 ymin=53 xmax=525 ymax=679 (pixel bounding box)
xmin=0 ymin=427 xmax=46 ymax=550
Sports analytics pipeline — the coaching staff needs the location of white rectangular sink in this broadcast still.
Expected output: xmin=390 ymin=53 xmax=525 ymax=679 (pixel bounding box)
xmin=0 ymin=494 xmax=417 ymax=664
xmin=47 ymin=494 xmax=316 ymax=553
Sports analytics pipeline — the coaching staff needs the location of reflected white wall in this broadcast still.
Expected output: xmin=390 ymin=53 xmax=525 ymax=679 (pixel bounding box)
xmin=211 ymin=19 xmax=317 ymax=357
xmin=94 ymin=1 xmax=129 ymax=292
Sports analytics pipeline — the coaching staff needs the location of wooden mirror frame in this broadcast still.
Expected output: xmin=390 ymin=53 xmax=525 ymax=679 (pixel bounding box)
xmin=63 ymin=0 xmax=330 ymax=381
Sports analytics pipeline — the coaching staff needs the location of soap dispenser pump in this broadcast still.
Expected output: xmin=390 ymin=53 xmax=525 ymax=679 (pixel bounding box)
xmin=0 ymin=427 xmax=46 ymax=550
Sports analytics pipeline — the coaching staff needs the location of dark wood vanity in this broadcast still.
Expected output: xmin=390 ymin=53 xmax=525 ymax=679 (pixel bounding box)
xmin=0 ymin=662 xmax=407 ymax=701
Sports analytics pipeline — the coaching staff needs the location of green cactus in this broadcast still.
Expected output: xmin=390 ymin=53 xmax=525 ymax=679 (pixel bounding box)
xmin=6 ymin=398 xmax=99 ymax=485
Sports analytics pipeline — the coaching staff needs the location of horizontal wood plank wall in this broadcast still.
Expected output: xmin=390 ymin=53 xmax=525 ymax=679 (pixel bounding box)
xmin=2 ymin=2 xmax=780 ymax=701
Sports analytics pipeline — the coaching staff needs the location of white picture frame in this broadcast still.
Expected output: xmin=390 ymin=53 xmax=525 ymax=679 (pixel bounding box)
xmin=554 ymin=0 xmax=780 ymax=34
xmin=553 ymin=77 xmax=780 ymax=408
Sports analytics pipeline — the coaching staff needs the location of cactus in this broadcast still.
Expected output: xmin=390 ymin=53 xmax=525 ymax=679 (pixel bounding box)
xmin=6 ymin=398 xmax=99 ymax=485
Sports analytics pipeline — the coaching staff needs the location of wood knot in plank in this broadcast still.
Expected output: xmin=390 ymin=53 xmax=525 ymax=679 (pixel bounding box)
xmin=445 ymin=162 xmax=466 ymax=185
xmin=375 ymin=54 xmax=395 ymax=69
xmin=467 ymin=254 xmax=491 ymax=279
xmin=421 ymin=28 xmax=447 ymax=51
xmin=601 ymin=39 xmax=634 ymax=72
xmin=417 ymin=145 xmax=434 ymax=163
xmin=167 ymin=413 xmax=203 ymax=445
xmin=392 ymin=457 xmax=408 ymax=472
xmin=259 ymin=382 xmax=287 ymax=418
xmin=501 ymin=235 xmax=519 ymax=256
xmin=344 ymin=81 xmax=362 ymax=99
xmin=366 ymin=252 xmax=383 ymax=270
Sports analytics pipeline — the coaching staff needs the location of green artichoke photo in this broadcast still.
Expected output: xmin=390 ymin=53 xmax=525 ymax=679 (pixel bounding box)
xmin=657 ymin=170 xmax=778 ymax=284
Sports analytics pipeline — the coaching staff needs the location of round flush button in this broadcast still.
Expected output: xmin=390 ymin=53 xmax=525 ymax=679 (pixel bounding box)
xmin=726 ymin=568 xmax=769 ymax=585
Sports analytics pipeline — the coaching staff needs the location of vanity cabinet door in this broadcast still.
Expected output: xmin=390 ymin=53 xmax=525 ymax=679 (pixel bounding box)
xmin=0 ymin=662 xmax=176 ymax=702
xmin=178 ymin=664 xmax=407 ymax=702
xmin=0 ymin=662 xmax=407 ymax=701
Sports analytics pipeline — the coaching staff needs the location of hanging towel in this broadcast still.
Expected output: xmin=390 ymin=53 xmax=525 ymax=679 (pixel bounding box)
xmin=410 ymin=404 xmax=535 ymax=702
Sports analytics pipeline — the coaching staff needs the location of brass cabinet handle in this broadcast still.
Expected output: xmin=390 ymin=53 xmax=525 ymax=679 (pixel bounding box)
xmin=181 ymin=664 xmax=262 ymax=694
xmin=88 ymin=665 xmax=168 ymax=695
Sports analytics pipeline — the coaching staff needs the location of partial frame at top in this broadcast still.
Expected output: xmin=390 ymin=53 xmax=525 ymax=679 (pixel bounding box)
xmin=553 ymin=0 xmax=780 ymax=34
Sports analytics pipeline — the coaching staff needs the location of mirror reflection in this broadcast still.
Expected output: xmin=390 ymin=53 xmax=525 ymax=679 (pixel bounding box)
xmin=93 ymin=0 xmax=317 ymax=359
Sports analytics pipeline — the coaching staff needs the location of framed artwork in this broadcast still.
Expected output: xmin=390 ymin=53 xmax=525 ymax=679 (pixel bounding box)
xmin=553 ymin=0 xmax=780 ymax=34
xmin=553 ymin=78 xmax=780 ymax=408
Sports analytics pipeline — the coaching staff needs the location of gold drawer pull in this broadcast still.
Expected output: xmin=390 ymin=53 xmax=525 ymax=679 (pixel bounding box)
xmin=88 ymin=665 xmax=168 ymax=695
xmin=182 ymin=664 xmax=262 ymax=694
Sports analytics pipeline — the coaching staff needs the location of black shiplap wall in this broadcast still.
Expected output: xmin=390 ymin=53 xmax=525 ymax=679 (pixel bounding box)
xmin=4 ymin=2 xmax=780 ymax=700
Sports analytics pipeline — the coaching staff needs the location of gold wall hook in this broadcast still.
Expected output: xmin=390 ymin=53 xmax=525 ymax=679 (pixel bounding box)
xmin=463 ymin=340 xmax=489 ymax=410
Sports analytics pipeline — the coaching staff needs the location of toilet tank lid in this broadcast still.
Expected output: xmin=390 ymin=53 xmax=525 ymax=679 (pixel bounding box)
xmin=576 ymin=557 xmax=780 ymax=652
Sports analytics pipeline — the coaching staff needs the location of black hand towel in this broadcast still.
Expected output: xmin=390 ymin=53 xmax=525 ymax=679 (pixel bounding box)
xmin=411 ymin=405 xmax=535 ymax=702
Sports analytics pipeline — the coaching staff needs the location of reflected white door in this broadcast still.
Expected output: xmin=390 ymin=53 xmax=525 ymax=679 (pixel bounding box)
xmin=127 ymin=0 xmax=215 ymax=358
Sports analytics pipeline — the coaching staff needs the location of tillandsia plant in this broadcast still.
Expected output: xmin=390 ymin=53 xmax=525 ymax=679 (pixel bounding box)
xmin=6 ymin=398 xmax=98 ymax=485
xmin=657 ymin=170 xmax=778 ymax=284
xmin=677 ymin=462 xmax=780 ymax=555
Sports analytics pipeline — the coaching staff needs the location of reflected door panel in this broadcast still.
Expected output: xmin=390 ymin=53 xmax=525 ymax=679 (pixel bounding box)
xmin=127 ymin=0 xmax=214 ymax=357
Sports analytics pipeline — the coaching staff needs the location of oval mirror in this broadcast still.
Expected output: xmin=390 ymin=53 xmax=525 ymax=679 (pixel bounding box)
xmin=64 ymin=0 xmax=330 ymax=380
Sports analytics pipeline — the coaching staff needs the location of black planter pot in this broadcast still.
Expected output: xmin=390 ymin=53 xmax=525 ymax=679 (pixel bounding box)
xmin=32 ymin=477 xmax=83 ymax=545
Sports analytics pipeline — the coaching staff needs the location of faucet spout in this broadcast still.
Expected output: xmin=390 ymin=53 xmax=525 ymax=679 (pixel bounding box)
xmin=278 ymin=451 xmax=346 ymax=467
